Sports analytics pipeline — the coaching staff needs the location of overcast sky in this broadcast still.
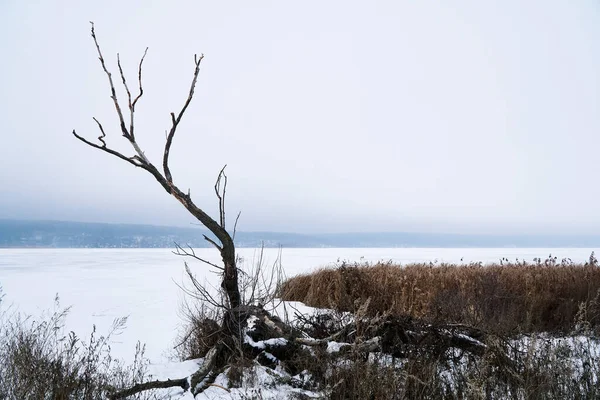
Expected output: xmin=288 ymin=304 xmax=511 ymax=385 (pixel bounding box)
xmin=0 ymin=1 xmax=599 ymax=235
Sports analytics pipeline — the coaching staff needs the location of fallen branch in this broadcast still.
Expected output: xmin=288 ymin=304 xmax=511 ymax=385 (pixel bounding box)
xmin=106 ymin=343 xmax=223 ymax=399
xmin=107 ymin=378 xmax=189 ymax=400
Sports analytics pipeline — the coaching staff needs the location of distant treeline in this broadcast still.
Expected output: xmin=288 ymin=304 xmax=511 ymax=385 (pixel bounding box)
xmin=1 ymin=219 xmax=600 ymax=248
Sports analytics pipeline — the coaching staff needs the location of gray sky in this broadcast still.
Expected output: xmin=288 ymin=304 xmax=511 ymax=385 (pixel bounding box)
xmin=1 ymin=1 xmax=599 ymax=234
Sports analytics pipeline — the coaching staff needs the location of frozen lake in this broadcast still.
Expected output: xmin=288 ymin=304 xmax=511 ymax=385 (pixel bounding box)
xmin=0 ymin=247 xmax=597 ymax=364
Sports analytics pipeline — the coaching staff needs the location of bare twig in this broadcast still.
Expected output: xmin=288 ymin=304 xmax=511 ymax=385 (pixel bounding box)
xmin=214 ymin=165 xmax=227 ymax=228
xmin=116 ymin=54 xmax=133 ymax=135
xmin=248 ymin=246 xmax=265 ymax=304
xmin=203 ymin=234 xmax=223 ymax=251
xmin=173 ymin=263 xmax=225 ymax=310
xmin=232 ymin=211 xmax=241 ymax=241
xmin=89 ymin=22 xmax=129 ymax=140
xmin=163 ymin=53 xmax=204 ymax=183
xmin=173 ymin=242 xmax=223 ymax=271
xmin=92 ymin=117 xmax=107 ymax=147
xmin=132 ymin=48 xmax=148 ymax=109
xmin=116 ymin=48 xmax=147 ymax=141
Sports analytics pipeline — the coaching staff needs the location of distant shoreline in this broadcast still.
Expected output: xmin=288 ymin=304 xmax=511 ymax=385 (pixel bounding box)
xmin=2 ymin=219 xmax=600 ymax=249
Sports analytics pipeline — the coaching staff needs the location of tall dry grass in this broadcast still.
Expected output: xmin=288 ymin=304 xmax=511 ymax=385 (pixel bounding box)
xmin=280 ymin=255 xmax=600 ymax=334
xmin=0 ymin=289 xmax=152 ymax=400
xmin=321 ymin=333 xmax=600 ymax=400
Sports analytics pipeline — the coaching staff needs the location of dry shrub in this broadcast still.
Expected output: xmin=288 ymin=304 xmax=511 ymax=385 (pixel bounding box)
xmin=174 ymin=302 xmax=222 ymax=360
xmin=327 ymin=355 xmax=404 ymax=400
xmin=280 ymin=255 xmax=600 ymax=334
xmin=0 ymin=291 xmax=152 ymax=400
xmin=175 ymin=246 xmax=289 ymax=362
xmin=318 ymin=333 xmax=600 ymax=400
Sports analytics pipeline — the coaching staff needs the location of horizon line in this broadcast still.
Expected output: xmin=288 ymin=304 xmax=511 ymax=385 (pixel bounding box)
xmin=2 ymin=218 xmax=600 ymax=239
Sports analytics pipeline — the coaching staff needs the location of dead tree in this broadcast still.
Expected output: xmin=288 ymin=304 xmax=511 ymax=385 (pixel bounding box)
xmin=73 ymin=23 xmax=241 ymax=312
xmin=74 ymin=23 xmax=262 ymax=396
xmin=74 ymin=24 xmax=492 ymax=398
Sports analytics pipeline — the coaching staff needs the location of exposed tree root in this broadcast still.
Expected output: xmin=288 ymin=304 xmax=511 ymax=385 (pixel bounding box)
xmin=109 ymin=307 xmax=490 ymax=399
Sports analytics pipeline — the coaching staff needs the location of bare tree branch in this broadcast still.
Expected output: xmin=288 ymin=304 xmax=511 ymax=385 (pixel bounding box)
xmin=171 ymin=263 xmax=224 ymax=310
xmin=163 ymin=53 xmax=204 ymax=183
xmin=92 ymin=117 xmax=107 ymax=147
xmin=232 ymin=211 xmax=241 ymax=241
xmin=72 ymin=130 xmax=144 ymax=168
xmin=116 ymin=54 xmax=133 ymax=135
xmin=173 ymin=242 xmax=223 ymax=271
xmin=203 ymin=234 xmax=223 ymax=251
xmin=107 ymin=343 xmax=226 ymax=399
xmin=132 ymin=48 xmax=148 ymax=108
xmin=89 ymin=22 xmax=149 ymax=164
xmin=89 ymin=22 xmax=129 ymax=140
xmin=107 ymin=378 xmax=189 ymax=400
xmin=214 ymin=165 xmax=227 ymax=228
xmin=248 ymin=246 xmax=265 ymax=305
xmin=176 ymin=284 xmax=222 ymax=310
xmin=116 ymin=48 xmax=147 ymax=141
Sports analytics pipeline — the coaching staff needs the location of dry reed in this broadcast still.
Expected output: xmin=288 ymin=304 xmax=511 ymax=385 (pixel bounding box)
xmin=280 ymin=255 xmax=600 ymax=334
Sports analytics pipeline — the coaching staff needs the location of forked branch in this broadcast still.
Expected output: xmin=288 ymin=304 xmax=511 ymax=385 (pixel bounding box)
xmin=116 ymin=48 xmax=148 ymax=141
xmin=89 ymin=22 xmax=131 ymax=143
xmin=163 ymin=53 xmax=204 ymax=183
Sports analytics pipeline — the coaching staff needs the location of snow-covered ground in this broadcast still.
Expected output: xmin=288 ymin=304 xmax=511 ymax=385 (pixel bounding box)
xmin=0 ymin=247 xmax=596 ymax=364
xmin=1 ymin=247 xmax=599 ymax=398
